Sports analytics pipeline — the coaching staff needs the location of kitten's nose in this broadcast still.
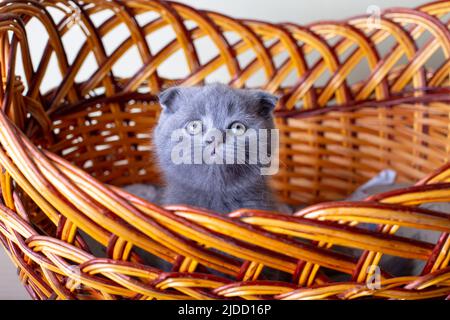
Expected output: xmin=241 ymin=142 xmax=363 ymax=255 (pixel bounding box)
xmin=203 ymin=129 xmax=224 ymax=146
xmin=205 ymin=136 xmax=215 ymax=145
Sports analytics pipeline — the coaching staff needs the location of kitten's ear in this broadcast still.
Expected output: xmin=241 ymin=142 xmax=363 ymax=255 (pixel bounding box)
xmin=254 ymin=90 xmax=279 ymax=119
xmin=158 ymin=87 xmax=181 ymax=113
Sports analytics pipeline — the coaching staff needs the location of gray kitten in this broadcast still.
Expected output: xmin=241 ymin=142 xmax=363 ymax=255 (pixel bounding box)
xmin=153 ymin=83 xmax=281 ymax=214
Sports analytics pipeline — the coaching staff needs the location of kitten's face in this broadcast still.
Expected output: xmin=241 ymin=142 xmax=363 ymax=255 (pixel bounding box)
xmin=153 ymin=84 xmax=278 ymax=189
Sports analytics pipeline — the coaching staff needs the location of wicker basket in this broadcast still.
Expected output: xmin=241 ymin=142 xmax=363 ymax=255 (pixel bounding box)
xmin=0 ymin=0 xmax=449 ymax=300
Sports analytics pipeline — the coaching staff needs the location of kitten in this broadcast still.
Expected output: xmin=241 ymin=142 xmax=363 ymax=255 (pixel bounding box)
xmin=153 ymin=83 xmax=281 ymax=214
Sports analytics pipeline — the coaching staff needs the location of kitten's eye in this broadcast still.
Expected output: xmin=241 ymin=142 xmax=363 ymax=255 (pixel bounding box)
xmin=229 ymin=122 xmax=246 ymax=136
xmin=185 ymin=120 xmax=202 ymax=135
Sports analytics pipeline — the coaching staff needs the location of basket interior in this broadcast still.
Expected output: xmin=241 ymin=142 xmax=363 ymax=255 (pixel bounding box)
xmin=45 ymin=93 xmax=450 ymax=207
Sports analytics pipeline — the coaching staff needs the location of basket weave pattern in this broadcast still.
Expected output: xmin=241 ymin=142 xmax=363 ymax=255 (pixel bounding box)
xmin=0 ymin=0 xmax=449 ymax=299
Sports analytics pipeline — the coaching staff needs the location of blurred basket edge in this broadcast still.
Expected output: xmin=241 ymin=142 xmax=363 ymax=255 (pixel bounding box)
xmin=0 ymin=0 xmax=449 ymax=300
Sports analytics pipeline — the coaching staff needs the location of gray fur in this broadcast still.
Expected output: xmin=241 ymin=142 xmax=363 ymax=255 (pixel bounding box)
xmin=153 ymin=83 xmax=281 ymax=214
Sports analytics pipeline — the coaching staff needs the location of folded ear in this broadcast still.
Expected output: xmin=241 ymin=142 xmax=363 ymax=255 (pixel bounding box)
xmin=254 ymin=90 xmax=279 ymax=119
xmin=158 ymin=87 xmax=181 ymax=113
